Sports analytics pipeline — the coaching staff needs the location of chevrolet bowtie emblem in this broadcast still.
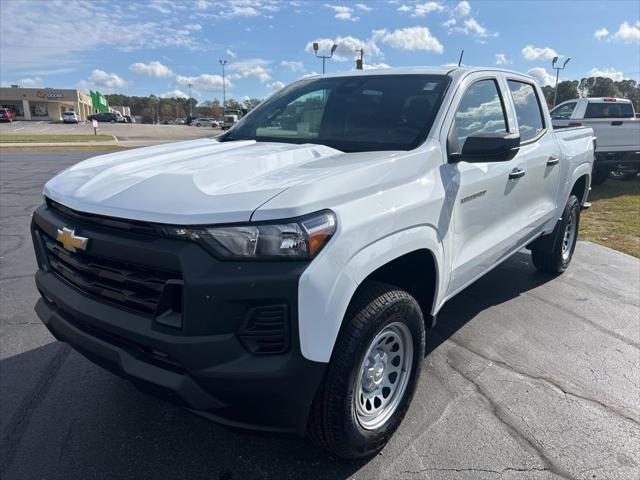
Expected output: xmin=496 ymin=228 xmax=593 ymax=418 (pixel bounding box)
xmin=56 ymin=227 xmax=89 ymax=252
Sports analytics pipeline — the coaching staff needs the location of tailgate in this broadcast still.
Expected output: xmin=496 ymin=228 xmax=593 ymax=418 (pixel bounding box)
xmin=582 ymin=119 xmax=640 ymax=151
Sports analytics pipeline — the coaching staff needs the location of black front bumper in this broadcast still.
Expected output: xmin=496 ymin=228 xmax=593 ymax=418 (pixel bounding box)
xmin=31 ymin=204 xmax=327 ymax=435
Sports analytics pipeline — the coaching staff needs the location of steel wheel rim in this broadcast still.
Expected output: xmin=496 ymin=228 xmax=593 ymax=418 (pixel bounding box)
xmin=562 ymin=208 xmax=577 ymax=260
xmin=354 ymin=322 xmax=413 ymax=430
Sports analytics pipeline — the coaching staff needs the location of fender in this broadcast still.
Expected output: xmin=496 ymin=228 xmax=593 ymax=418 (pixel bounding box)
xmin=298 ymin=225 xmax=445 ymax=363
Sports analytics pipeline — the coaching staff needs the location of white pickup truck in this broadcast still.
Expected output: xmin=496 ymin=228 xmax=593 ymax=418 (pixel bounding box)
xmin=551 ymin=97 xmax=640 ymax=183
xmin=31 ymin=67 xmax=594 ymax=459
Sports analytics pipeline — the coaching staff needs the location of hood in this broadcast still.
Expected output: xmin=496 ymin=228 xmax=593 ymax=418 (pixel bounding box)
xmin=43 ymin=138 xmax=345 ymax=224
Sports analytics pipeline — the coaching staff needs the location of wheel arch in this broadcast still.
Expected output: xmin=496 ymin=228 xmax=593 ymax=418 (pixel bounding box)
xmin=570 ymin=173 xmax=590 ymax=205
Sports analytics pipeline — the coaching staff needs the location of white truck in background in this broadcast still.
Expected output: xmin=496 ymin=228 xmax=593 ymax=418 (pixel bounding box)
xmin=32 ymin=67 xmax=594 ymax=459
xmin=551 ymin=97 xmax=640 ymax=183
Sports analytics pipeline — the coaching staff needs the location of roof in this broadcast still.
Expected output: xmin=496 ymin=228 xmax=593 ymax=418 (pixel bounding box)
xmin=310 ymin=66 xmax=535 ymax=82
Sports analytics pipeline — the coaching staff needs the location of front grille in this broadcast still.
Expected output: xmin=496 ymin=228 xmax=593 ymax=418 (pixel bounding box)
xmin=40 ymin=229 xmax=181 ymax=316
xmin=238 ymin=304 xmax=290 ymax=354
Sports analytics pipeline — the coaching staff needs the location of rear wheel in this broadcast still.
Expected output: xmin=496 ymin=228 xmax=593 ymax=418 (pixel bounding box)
xmin=308 ymin=282 xmax=425 ymax=459
xmin=531 ymin=195 xmax=580 ymax=274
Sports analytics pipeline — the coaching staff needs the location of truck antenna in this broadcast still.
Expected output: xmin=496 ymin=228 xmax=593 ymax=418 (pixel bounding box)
xmin=458 ymin=50 xmax=464 ymax=67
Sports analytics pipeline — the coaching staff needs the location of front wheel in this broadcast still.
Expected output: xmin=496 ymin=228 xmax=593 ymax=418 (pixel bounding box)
xmin=531 ymin=195 xmax=580 ymax=274
xmin=308 ymin=282 xmax=425 ymax=459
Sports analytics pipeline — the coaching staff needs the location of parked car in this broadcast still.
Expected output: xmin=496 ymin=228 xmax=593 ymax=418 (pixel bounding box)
xmin=192 ymin=117 xmax=217 ymax=127
xmin=88 ymin=112 xmax=120 ymax=124
xmin=31 ymin=67 xmax=595 ymax=460
xmin=0 ymin=108 xmax=16 ymax=122
xmin=222 ymin=114 xmax=239 ymax=130
xmin=62 ymin=111 xmax=79 ymax=124
xmin=551 ymin=97 xmax=640 ymax=184
xmin=124 ymin=115 xmax=135 ymax=124
xmin=174 ymin=118 xmax=186 ymax=125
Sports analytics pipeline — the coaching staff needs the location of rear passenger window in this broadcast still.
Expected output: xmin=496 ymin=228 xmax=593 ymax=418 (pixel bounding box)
xmin=584 ymin=102 xmax=634 ymax=118
xmin=550 ymin=102 xmax=577 ymax=120
xmin=507 ymin=81 xmax=545 ymax=142
xmin=450 ymin=79 xmax=508 ymax=153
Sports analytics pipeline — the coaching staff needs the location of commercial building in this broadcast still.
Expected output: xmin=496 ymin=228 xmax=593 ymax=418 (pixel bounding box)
xmin=0 ymin=86 xmax=95 ymax=121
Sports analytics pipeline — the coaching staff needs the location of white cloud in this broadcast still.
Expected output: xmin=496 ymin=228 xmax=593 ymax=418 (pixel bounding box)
xmin=78 ymin=69 xmax=127 ymax=92
xmin=227 ymin=59 xmax=272 ymax=82
xmin=527 ymin=67 xmax=555 ymax=87
xmin=613 ymin=21 xmax=640 ymax=43
xmin=129 ymin=61 xmax=173 ymax=78
xmin=324 ymin=4 xmax=359 ymax=21
xmin=0 ymin=0 xmax=204 ymax=72
xmin=281 ymin=60 xmax=304 ymax=72
xmin=397 ymin=1 xmax=444 ymax=17
xmin=594 ymin=28 xmax=609 ymax=40
xmin=457 ymin=17 xmax=496 ymax=38
xmin=301 ymin=71 xmax=320 ymax=79
xmin=362 ymin=62 xmax=391 ymax=70
xmin=454 ymin=1 xmax=471 ymax=16
xmin=267 ymin=81 xmax=286 ymax=90
xmin=522 ymin=44 xmax=559 ymax=61
xmin=229 ymin=5 xmax=259 ymax=17
xmin=305 ymin=36 xmax=383 ymax=62
xmin=176 ymin=74 xmax=228 ymax=92
xmin=495 ymin=53 xmax=509 ymax=65
xmin=373 ymin=27 xmax=443 ymax=53
xmin=442 ymin=18 xmax=456 ymax=27
xmin=13 ymin=76 xmax=44 ymax=87
xmin=587 ymin=67 xmax=625 ymax=81
xmin=226 ymin=49 xmax=238 ymax=59
xmin=355 ymin=3 xmax=372 ymax=12
xmin=160 ymin=89 xmax=188 ymax=98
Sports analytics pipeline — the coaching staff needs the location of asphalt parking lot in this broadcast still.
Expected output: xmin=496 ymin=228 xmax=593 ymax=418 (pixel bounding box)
xmin=0 ymin=121 xmax=220 ymax=146
xmin=1 ymin=150 xmax=639 ymax=480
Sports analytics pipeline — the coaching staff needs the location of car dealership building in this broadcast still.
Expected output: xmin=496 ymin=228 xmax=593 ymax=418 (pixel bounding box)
xmin=0 ymin=86 xmax=95 ymax=121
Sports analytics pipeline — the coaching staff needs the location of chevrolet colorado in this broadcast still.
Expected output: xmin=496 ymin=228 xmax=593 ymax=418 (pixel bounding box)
xmin=31 ymin=67 xmax=594 ymax=459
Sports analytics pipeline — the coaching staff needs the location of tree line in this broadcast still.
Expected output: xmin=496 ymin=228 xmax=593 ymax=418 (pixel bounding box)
xmin=104 ymin=94 xmax=262 ymax=123
xmin=541 ymin=76 xmax=640 ymax=110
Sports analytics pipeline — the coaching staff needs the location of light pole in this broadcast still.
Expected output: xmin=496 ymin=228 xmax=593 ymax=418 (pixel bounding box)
xmin=552 ymin=56 xmax=571 ymax=107
xmin=355 ymin=48 xmax=364 ymax=70
xmin=312 ymin=42 xmax=338 ymax=74
xmin=219 ymin=59 xmax=227 ymax=112
xmin=188 ymin=82 xmax=193 ymax=117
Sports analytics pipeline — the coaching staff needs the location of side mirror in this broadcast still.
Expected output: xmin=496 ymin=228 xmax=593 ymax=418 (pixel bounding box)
xmin=449 ymin=132 xmax=520 ymax=163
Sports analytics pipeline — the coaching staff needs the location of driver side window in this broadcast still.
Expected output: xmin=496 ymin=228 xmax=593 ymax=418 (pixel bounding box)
xmin=450 ymin=79 xmax=508 ymax=153
xmin=255 ymin=89 xmax=328 ymax=139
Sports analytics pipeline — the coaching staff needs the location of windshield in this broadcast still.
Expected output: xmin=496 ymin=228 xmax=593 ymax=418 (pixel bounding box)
xmin=221 ymin=74 xmax=450 ymax=152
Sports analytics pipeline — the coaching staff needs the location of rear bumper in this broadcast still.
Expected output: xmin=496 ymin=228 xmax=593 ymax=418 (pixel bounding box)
xmin=31 ymin=204 xmax=327 ymax=435
xmin=594 ymin=151 xmax=640 ymax=169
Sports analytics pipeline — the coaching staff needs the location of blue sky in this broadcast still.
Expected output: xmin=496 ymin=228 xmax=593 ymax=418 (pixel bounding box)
xmin=1 ymin=0 xmax=639 ymax=102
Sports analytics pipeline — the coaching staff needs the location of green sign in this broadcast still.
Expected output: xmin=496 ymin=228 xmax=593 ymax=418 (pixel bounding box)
xmin=90 ymin=90 xmax=109 ymax=112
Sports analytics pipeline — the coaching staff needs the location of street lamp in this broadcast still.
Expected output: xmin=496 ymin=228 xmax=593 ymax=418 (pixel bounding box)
xmin=219 ymin=59 xmax=227 ymax=111
xmin=188 ymin=82 xmax=193 ymax=117
xmin=312 ymin=42 xmax=338 ymax=74
xmin=552 ymin=56 xmax=571 ymax=107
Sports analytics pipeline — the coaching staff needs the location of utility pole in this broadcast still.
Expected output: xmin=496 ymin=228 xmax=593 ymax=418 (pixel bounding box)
xmin=552 ymin=56 xmax=571 ymax=107
xmin=355 ymin=48 xmax=364 ymax=70
xmin=312 ymin=42 xmax=338 ymax=74
xmin=188 ymin=82 xmax=193 ymax=117
xmin=219 ymin=59 xmax=227 ymax=112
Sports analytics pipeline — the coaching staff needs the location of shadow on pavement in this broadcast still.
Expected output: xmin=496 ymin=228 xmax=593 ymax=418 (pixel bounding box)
xmin=1 ymin=251 xmax=555 ymax=480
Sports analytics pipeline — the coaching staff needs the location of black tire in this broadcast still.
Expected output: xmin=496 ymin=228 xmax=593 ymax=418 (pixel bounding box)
xmin=591 ymin=167 xmax=609 ymax=185
xmin=308 ymin=282 xmax=425 ymax=459
xmin=531 ymin=195 xmax=580 ymax=274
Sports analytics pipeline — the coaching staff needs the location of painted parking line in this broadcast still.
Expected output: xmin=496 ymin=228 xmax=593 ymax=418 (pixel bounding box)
xmin=11 ymin=126 xmax=25 ymax=132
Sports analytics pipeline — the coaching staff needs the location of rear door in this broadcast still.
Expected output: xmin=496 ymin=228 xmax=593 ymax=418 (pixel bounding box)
xmin=443 ymin=75 xmax=525 ymax=295
xmin=505 ymin=78 xmax=561 ymax=235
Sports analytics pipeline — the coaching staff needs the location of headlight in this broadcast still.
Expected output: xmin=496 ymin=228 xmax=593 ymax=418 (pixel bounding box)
xmin=168 ymin=211 xmax=336 ymax=260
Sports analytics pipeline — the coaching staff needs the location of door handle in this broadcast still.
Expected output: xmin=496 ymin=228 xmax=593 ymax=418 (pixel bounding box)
xmin=547 ymin=156 xmax=560 ymax=166
xmin=611 ymin=121 xmax=623 ymax=126
xmin=509 ymin=168 xmax=526 ymax=180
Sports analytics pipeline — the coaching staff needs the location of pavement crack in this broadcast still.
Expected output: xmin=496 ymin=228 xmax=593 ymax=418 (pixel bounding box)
xmin=442 ymin=335 xmax=640 ymax=426
xmin=526 ymin=291 xmax=640 ymax=349
xmin=394 ymin=466 xmax=551 ymax=477
xmin=443 ymin=357 xmax=577 ymax=480
xmin=0 ymin=343 xmax=71 ymax=473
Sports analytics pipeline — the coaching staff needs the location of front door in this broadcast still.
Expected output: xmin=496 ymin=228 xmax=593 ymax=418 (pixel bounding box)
xmin=445 ymin=77 xmax=524 ymax=295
